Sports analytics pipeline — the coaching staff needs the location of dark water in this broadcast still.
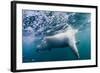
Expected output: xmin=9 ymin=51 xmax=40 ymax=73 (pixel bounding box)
xmin=22 ymin=28 xmax=91 ymax=63
xmin=22 ymin=10 xmax=91 ymax=63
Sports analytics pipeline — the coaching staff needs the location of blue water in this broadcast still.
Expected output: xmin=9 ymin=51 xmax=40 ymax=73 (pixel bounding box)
xmin=22 ymin=10 xmax=91 ymax=63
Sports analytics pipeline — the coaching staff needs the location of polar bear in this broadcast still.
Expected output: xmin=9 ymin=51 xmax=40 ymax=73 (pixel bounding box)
xmin=36 ymin=26 xmax=80 ymax=58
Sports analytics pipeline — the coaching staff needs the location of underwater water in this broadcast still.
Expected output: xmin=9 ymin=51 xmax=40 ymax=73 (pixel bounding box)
xmin=22 ymin=10 xmax=91 ymax=63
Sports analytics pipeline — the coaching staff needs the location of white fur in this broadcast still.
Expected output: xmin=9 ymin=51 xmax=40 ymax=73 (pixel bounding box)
xmin=40 ymin=26 xmax=80 ymax=58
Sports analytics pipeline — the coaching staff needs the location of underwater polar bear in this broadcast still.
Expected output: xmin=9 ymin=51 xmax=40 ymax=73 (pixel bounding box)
xmin=37 ymin=26 xmax=80 ymax=59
